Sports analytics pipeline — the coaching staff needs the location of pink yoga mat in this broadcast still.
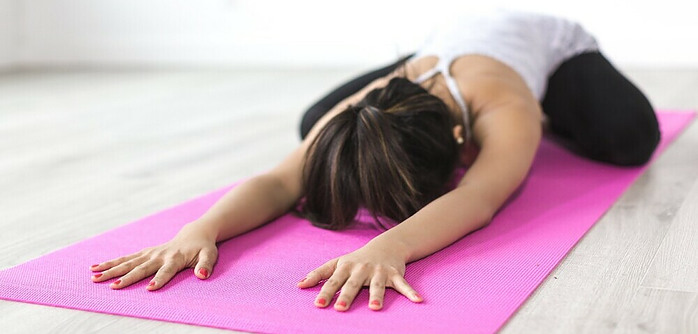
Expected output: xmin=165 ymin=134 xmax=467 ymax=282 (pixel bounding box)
xmin=0 ymin=111 xmax=694 ymax=333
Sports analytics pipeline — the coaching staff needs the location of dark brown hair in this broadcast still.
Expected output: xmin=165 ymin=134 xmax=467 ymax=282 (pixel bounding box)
xmin=300 ymin=76 xmax=461 ymax=230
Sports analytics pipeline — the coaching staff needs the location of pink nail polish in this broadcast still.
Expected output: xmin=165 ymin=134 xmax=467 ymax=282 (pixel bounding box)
xmin=148 ymin=281 xmax=156 ymax=287
xmin=93 ymin=273 xmax=103 ymax=279
xmin=414 ymin=293 xmax=422 ymax=299
xmin=90 ymin=264 xmax=99 ymax=268
xmin=113 ymin=279 xmax=121 ymax=285
xmin=371 ymin=300 xmax=381 ymax=306
xmin=337 ymin=301 xmax=347 ymax=308
xmin=317 ymin=298 xmax=326 ymax=306
xmin=199 ymin=268 xmax=208 ymax=277
xmin=299 ymin=277 xmax=307 ymax=283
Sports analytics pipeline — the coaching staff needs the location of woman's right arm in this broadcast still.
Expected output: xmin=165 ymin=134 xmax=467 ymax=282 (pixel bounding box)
xmin=193 ymin=146 xmax=308 ymax=242
xmin=88 ymin=143 xmax=309 ymax=290
xmin=89 ymin=102 xmax=350 ymax=290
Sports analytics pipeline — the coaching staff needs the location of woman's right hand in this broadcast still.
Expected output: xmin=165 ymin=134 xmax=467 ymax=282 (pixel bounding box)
xmin=89 ymin=222 xmax=219 ymax=290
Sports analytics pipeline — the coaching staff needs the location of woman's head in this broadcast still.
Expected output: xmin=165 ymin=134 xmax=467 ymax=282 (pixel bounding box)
xmin=300 ymin=77 xmax=462 ymax=230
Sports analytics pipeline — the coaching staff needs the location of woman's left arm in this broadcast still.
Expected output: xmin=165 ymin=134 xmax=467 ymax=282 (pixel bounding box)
xmin=385 ymin=99 xmax=543 ymax=261
xmin=298 ymin=99 xmax=542 ymax=311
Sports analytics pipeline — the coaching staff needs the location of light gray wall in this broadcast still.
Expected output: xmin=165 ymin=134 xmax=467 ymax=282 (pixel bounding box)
xmin=6 ymin=0 xmax=698 ymax=68
xmin=0 ymin=0 xmax=18 ymax=69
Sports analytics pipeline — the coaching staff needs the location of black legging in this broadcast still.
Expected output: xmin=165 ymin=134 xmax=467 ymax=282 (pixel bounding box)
xmin=299 ymin=52 xmax=660 ymax=166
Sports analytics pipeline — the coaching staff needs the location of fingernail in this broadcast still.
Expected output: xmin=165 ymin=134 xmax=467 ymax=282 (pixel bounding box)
xmin=371 ymin=300 xmax=381 ymax=306
xmin=148 ymin=281 xmax=156 ymax=287
xmin=298 ymin=277 xmax=306 ymax=283
xmin=199 ymin=268 xmax=208 ymax=277
xmin=92 ymin=273 xmax=103 ymax=279
xmin=317 ymin=298 xmax=326 ymax=306
xmin=414 ymin=293 xmax=422 ymax=299
xmin=337 ymin=300 xmax=347 ymax=308
xmin=113 ymin=279 xmax=121 ymax=285
xmin=90 ymin=264 xmax=99 ymax=268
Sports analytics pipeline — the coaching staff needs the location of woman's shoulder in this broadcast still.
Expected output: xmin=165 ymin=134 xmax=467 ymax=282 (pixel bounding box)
xmin=406 ymin=54 xmax=539 ymax=117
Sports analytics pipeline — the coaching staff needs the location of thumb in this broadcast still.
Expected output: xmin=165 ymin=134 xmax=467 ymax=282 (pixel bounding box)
xmin=299 ymin=258 xmax=338 ymax=287
xmin=194 ymin=246 xmax=218 ymax=280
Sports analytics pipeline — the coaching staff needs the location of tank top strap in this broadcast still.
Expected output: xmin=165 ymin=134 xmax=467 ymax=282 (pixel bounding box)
xmin=413 ymin=66 xmax=441 ymax=84
xmin=411 ymin=56 xmax=473 ymax=142
xmin=442 ymin=73 xmax=472 ymax=141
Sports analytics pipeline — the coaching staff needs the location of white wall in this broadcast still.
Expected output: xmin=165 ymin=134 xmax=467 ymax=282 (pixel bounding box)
xmin=0 ymin=0 xmax=18 ymax=69
xmin=7 ymin=0 xmax=698 ymax=68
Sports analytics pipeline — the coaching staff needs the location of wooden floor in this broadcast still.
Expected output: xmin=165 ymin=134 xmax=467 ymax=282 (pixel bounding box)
xmin=0 ymin=67 xmax=696 ymax=333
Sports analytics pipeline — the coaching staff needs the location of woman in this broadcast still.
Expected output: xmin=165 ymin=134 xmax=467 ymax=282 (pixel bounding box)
xmin=89 ymin=10 xmax=660 ymax=312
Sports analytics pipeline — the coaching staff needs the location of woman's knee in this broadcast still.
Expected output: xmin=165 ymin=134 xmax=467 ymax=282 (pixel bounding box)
xmin=548 ymin=52 xmax=660 ymax=165
xmin=587 ymin=114 xmax=660 ymax=166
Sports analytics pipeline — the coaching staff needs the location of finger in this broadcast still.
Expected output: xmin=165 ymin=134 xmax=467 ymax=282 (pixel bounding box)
xmin=111 ymin=260 xmax=160 ymax=290
xmin=148 ymin=261 xmax=184 ymax=290
xmin=390 ymin=275 xmax=423 ymax=303
xmin=194 ymin=246 xmax=218 ymax=280
xmin=315 ymin=265 xmax=351 ymax=308
xmin=92 ymin=256 xmax=147 ymax=283
xmin=90 ymin=251 xmax=142 ymax=272
xmin=334 ymin=269 xmax=369 ymax=311
xmin=297 ymin=259 xmax=337 ymax=288
xmin=368 ymin=272 xmax=388 ymax=311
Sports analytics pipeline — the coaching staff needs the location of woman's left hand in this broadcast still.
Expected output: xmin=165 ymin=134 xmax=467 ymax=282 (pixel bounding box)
xmin=296 ymin=241 xmax=423 ymax=311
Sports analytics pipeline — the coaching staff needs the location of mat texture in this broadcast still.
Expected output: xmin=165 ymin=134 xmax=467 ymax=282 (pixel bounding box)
xmin=0 ymin=111 xmax=694 ymax=333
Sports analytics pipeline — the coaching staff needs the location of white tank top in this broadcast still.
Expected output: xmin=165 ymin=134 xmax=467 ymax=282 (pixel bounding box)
xmin=412 ymin=9 xmax=599 ymax=135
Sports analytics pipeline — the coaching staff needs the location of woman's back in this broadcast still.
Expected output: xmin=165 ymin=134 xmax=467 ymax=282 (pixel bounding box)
xmin=413 ymin=9 xmax=599 ymax=101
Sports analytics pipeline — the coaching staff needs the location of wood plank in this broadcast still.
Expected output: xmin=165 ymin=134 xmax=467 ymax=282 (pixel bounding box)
xmin=614 ymin=287 xmax=698 ymax=334
xmin=641 ymin=178 xmax=698 ymax=292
